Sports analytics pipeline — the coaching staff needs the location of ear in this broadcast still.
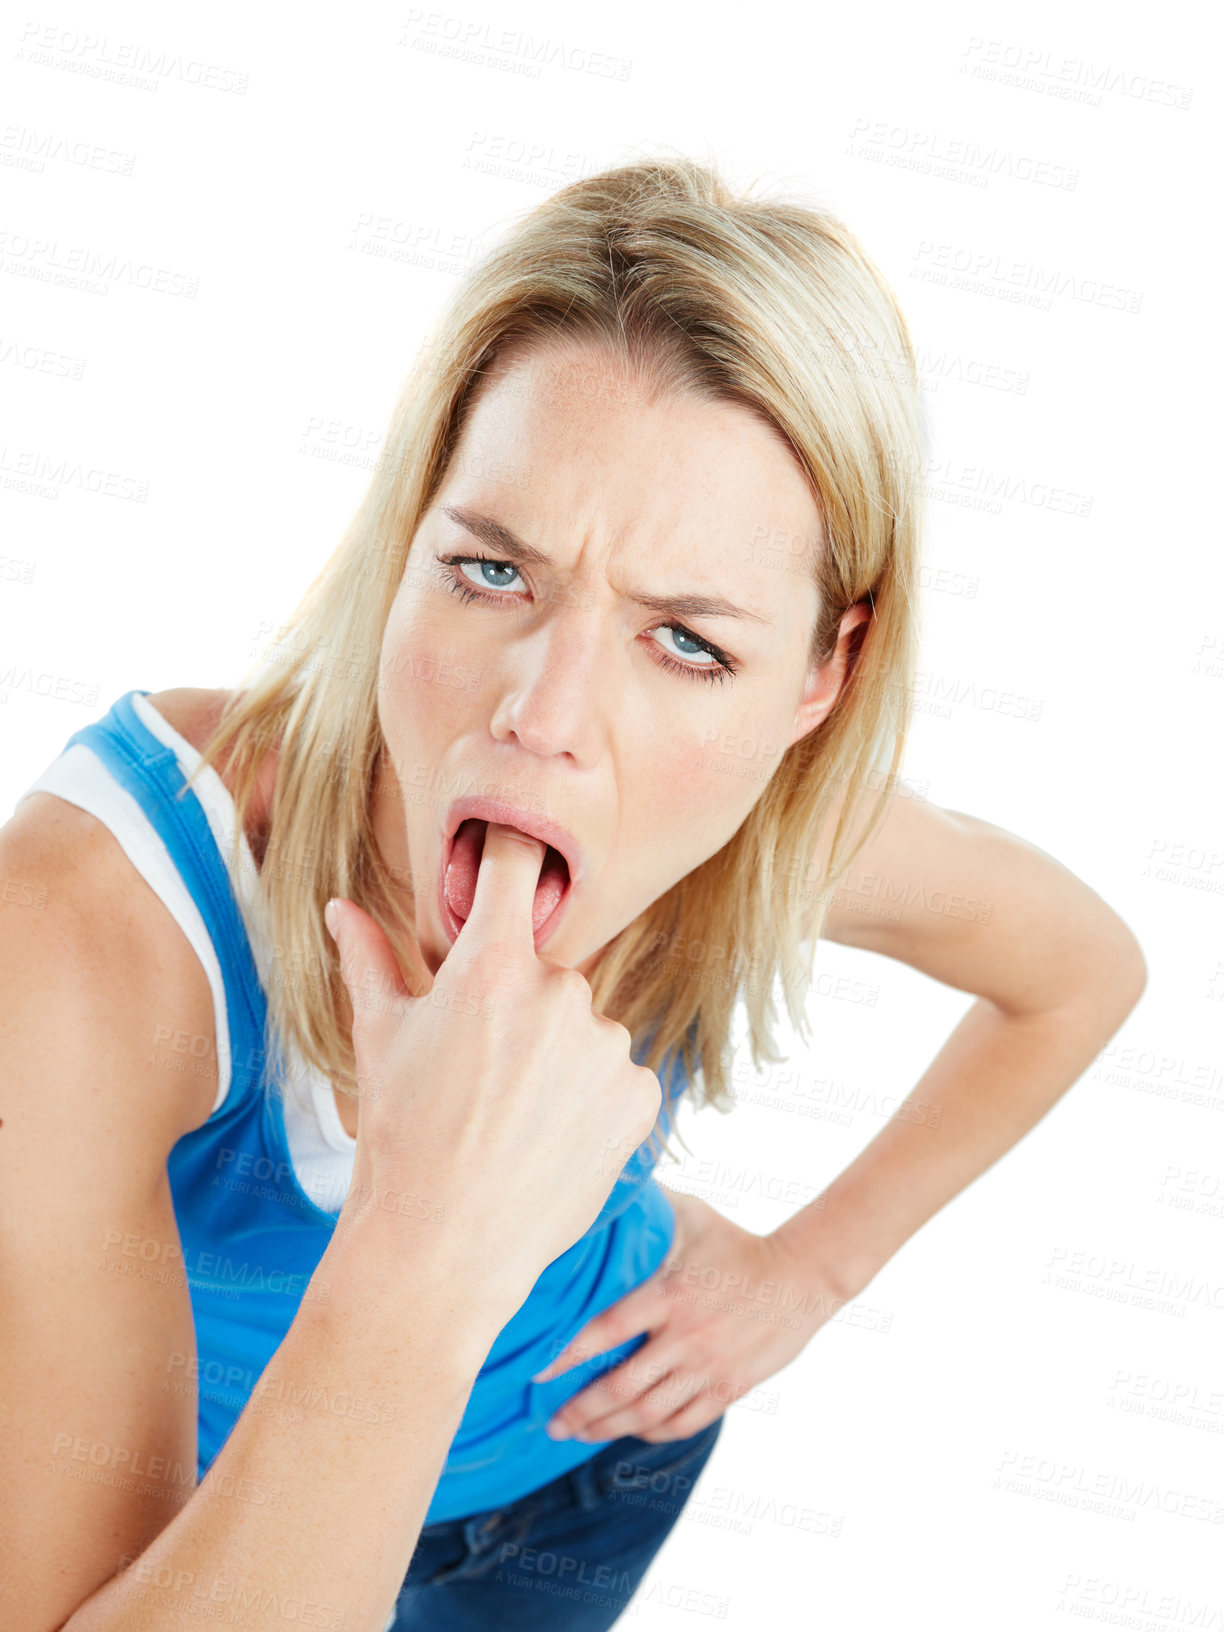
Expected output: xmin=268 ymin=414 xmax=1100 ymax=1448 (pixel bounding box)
xmin=787 ymin=600 xmax=873 ymax=747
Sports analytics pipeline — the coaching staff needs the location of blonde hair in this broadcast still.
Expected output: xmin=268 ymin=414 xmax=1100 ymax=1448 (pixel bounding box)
xmin=185 ymin=153 xmax=928 ymax=1163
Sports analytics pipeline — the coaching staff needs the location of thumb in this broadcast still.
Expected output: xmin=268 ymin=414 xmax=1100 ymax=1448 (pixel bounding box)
xmin=532 ymin=1276 xmax=669 ymax=1382
xmin=324 ymin=897 xmax=414 ymax=1027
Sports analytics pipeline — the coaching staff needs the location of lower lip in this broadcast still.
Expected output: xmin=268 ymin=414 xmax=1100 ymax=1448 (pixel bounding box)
xmin=437 ymin=838 xmax=575 ymax=950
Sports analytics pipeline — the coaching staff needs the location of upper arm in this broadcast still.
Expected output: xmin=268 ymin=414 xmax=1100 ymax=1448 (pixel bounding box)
xmin=0 ymin=804 xmax=218 ymax=1630
xmin=807 ymin=781 xmax=1147 ymax=1016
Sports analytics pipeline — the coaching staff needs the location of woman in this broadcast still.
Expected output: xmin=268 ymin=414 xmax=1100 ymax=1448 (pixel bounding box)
xmin=2 ymin=157 xmax=1146 ymax=1630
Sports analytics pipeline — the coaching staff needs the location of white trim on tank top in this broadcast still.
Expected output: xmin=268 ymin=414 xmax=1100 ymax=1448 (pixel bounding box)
xmin=14 ymin=693 xmax=357 ymax=1214
xmin=128 ymin=694 xmax=359 ymax=1200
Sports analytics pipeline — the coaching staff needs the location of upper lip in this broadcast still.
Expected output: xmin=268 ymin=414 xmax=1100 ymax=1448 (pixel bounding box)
xmin=442 ymin=796 xmax=585 ymax=887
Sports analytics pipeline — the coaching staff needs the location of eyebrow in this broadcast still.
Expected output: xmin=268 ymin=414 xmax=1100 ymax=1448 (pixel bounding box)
xmin=440 ymin=504 xmax=772 ymax=627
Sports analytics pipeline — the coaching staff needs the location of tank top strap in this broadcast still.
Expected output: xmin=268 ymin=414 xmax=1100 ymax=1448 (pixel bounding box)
xmin=62 ymin=689 xmax=270 ymax=1108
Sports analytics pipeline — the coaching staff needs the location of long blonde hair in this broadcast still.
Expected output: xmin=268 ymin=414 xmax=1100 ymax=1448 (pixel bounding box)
xmin=184 ymin=154 xmax=928 ymax=1161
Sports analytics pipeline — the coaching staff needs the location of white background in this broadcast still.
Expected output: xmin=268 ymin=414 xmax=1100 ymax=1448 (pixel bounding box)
xmin=1 ymin=2 xmax=1220 ymax=1628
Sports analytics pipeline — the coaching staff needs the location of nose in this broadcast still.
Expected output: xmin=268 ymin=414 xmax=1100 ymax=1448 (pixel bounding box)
xmin=487 ymin=604 xmax=608 ymax=764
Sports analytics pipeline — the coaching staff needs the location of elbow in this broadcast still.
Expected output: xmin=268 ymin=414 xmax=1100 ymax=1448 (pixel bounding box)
xmin=1100 ymin=918 xmax=1149 ymax=1023
xmin=1052 ymin=917 xmax=1148 ymax=1036
xmin=1123 ymin=938 xmax=1149 ymax=1013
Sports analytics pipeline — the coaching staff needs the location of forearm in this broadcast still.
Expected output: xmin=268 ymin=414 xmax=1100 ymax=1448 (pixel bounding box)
xmin=770 ymin=978 xmax=1141 ymax=1301
xmin=64 ymin=1213 xmax=509 ymax=1632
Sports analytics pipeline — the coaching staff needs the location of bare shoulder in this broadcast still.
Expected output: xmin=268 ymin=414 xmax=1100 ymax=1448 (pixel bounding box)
xmin=146 ymin=685 xmax=236 ymax=758
xmin=804 ymin=778 xmax=1145 ymax=1014
xmin=2 ymin=777 xmax=221 ymax=1145
xmin=147 ymin=686 xmax=280 ymax=825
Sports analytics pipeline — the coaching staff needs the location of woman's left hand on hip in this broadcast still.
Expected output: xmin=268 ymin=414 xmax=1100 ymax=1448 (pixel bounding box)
xmin=532 ymin=1188 xmax=843 ymax=1443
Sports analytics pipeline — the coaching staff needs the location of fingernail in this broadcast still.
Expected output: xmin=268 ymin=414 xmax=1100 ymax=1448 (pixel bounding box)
xmin=547 ymin=1422 xmax=571 ymax=1440
xmin=324 ymin=899 xmax=339 ymax=941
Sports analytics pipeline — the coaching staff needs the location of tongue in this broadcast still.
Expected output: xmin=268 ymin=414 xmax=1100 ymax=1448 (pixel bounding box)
xmin=445 ymin=818 xmax=568 ymax=931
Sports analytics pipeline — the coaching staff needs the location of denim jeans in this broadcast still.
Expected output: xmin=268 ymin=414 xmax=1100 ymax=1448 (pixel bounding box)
xmin=385 ymin=1416 xmax=724 ymax=1630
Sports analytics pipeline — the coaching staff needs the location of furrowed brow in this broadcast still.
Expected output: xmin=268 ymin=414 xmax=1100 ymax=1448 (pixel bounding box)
xmin=441 ymin=504 xmax=772 ymax=626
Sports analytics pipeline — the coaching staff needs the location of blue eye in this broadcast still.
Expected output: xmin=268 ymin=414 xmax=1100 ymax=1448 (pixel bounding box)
xmin=436 ymin=553 xmax=739 ymax=686
xmin=459 ymin=558 xmax=519 ymax=592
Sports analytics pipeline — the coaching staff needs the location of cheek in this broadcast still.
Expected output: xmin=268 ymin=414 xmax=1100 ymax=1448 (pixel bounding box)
xmin=623 ymin=724 xmax=755 ymax=871
xmin=693 ymin=717 xmax=775 ymax=819
xmin=379 ymin=598 xmax=478 ymax=745
xmin=624 ymin=710 xmax=788 ymax=892
xmin=697 ymin=711 xmax=790 ymax=803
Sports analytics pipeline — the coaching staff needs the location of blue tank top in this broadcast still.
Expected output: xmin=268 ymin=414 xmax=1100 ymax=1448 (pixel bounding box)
xmin=61 ymin=689 xmax=690 ymax=1525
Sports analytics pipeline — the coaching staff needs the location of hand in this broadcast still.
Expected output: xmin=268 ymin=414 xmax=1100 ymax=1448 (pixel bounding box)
xmin=325 ymin=822 xmax=663 ymax=1323
xmin=532 ymin=1188 xmax=846 ymax=1443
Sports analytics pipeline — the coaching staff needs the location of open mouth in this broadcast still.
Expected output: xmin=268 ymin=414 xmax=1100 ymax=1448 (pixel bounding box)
xmin=440 ymin=817 xmax=573 ymax=944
